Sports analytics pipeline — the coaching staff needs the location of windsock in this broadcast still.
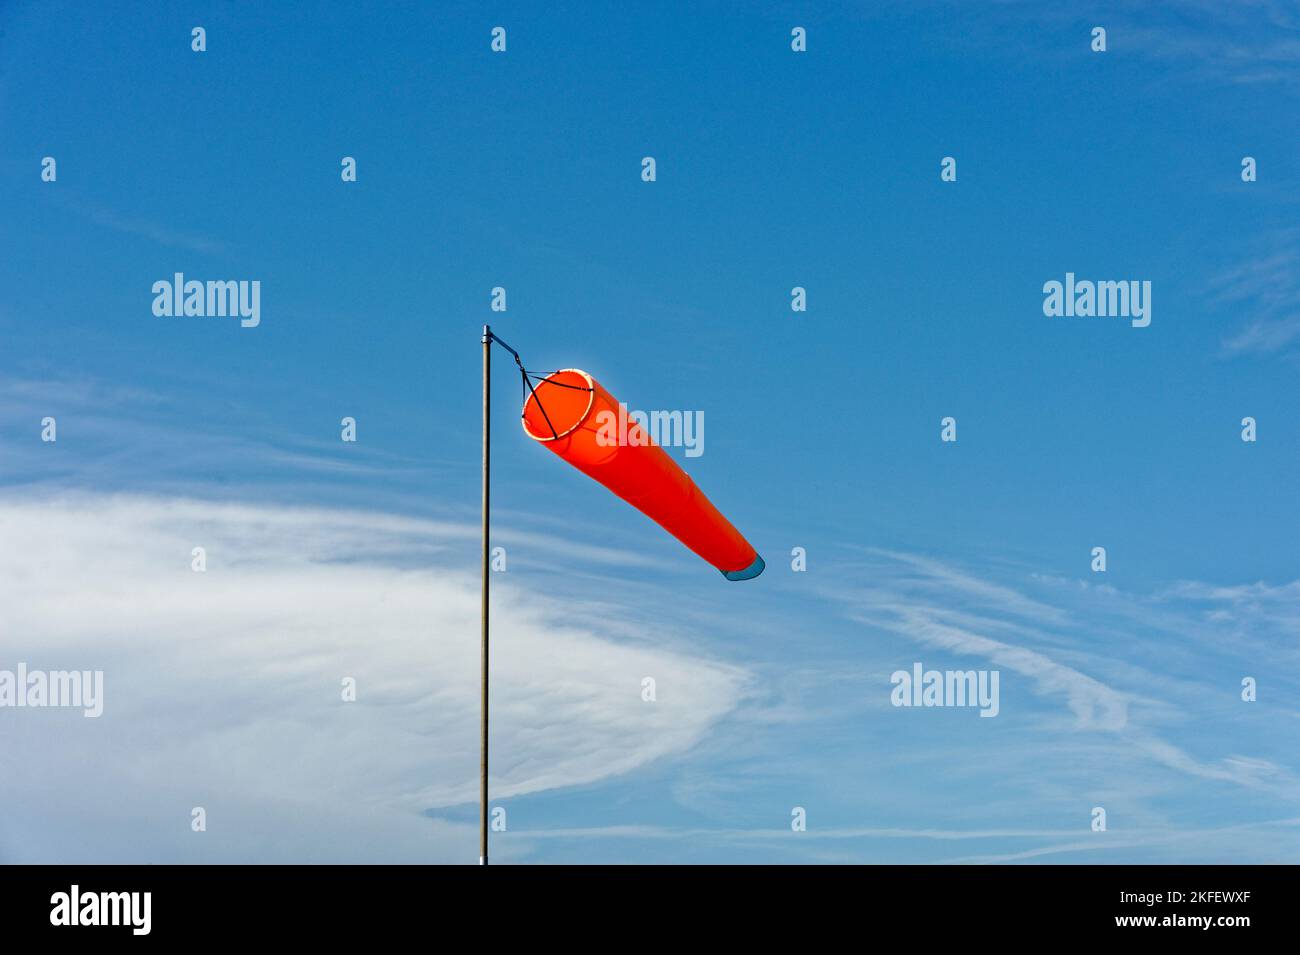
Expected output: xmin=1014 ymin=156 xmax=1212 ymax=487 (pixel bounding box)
xmin=521 ymin=369 xmax=764 ymax=580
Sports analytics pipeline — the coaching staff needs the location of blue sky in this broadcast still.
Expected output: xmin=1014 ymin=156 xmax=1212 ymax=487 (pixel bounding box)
xmin=2 ymin=1 xmax=1299 ymax=863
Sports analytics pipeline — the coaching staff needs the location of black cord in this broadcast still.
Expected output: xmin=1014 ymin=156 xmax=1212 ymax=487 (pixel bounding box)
xmin=523 ymin=371 xmax=592 ymax=391
xmin=515 ymin=360 xmax=561 ymax=439
xmin=501 ymin=347 xmax=596 ymax=440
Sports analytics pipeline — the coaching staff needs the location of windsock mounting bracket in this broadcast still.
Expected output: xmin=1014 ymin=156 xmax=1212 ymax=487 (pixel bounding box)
xmin=483 ymin=325 xmax=591 ymax=441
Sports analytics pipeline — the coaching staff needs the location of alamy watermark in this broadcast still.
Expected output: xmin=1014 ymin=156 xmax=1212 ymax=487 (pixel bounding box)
xmin=50 ymin=885 xmax=150 ymax=935
xmin=595 ymin=403 xmax=704 ymax=457
xmin=1043 ymin=272 xmax=1151 ymax=328
xmin=890 ymin=662 xmax=999 ymax=717
xmin=0 ymin=663 xmax=103 ymax=717
xmin=152 ymin=272 xmax=260 ymax=328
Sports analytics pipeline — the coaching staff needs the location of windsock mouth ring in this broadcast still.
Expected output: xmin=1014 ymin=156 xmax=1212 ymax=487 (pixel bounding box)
xmin=521 ymin=369 xmax=596 ymax=442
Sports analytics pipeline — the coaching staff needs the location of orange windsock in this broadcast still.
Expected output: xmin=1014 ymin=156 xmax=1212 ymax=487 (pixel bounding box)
xmin=521 ymin=369 xmax=764 ymax=580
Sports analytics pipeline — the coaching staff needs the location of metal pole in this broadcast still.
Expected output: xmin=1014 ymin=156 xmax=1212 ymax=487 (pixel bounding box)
xmin=480 ymin=324 xmax=491 ymax=866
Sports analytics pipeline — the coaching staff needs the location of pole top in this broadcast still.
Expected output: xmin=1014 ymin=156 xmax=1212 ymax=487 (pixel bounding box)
xmin=482 ymin=324 xmax=492 ymax=344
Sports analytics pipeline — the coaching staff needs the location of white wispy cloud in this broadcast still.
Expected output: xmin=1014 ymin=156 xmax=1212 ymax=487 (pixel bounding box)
xmin=0 ymin=493 xmax=750 ymax=863
xmin=980 ymin=0 xmax=1300 ymax=90
xmin=48 ymin=192 xmax=226 ymax=255
xmin=824 ymin=549 xmax=1298 ymax=794
xmin=501 ymin=815 xmax=1300 ymax=864
xmin=1209 ymin=231 xmax=1300 ymax=356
